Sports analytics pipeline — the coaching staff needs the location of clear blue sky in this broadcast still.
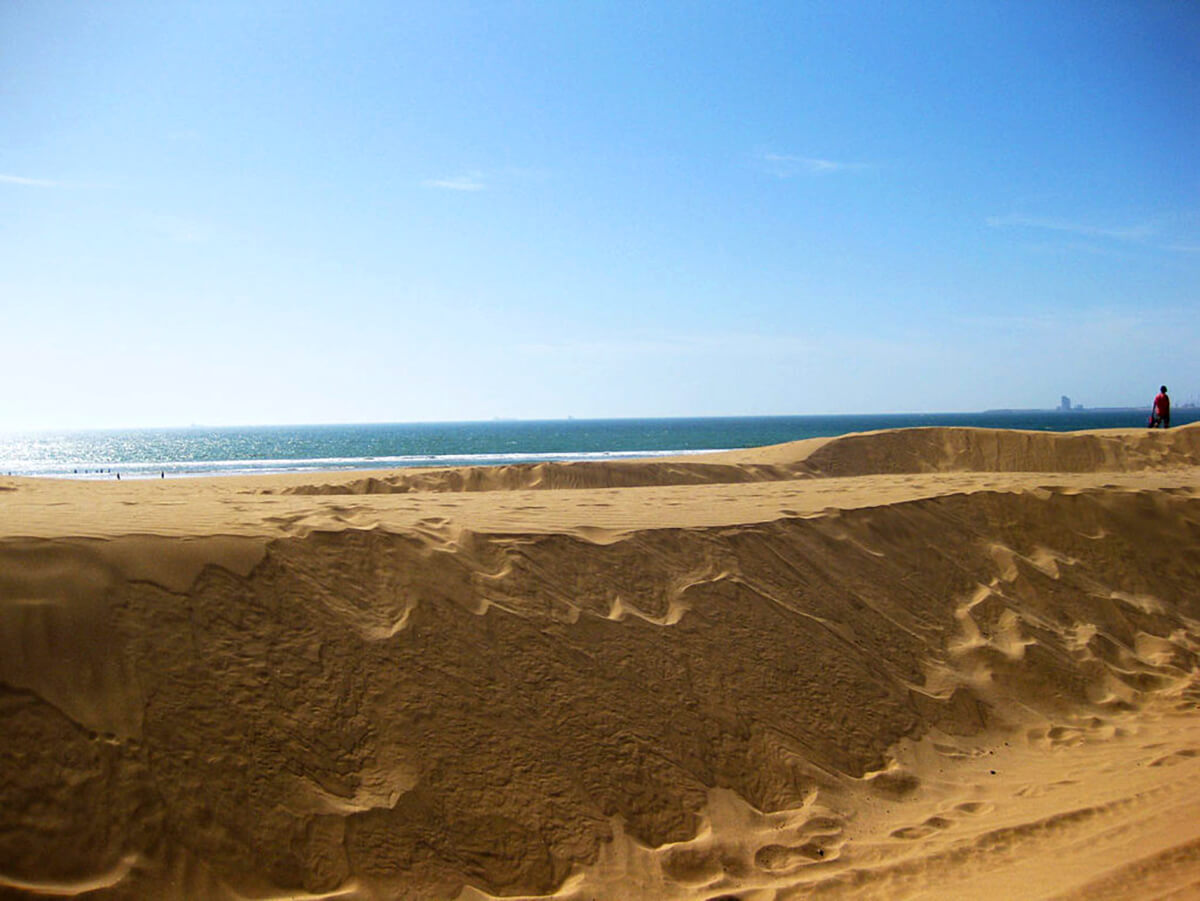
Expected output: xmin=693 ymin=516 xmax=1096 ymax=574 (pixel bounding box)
xmin=3 ymin=1 xmax=1197 ymax=428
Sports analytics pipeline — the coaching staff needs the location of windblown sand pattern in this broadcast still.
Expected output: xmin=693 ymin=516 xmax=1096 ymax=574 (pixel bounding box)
xmin=2 ymin=426 xmax=1200 ymax=899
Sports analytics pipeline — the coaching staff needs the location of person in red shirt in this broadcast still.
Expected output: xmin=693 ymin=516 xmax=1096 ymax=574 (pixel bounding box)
xmin=1151 ymin=385 xmax=1170 ymax=428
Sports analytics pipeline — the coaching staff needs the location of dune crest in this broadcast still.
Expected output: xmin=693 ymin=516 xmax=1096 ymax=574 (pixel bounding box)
xmin=2 ymin=426 xmax=1200 ymax=899
xmin=262 ymin=424 xmax=1200 ymax=496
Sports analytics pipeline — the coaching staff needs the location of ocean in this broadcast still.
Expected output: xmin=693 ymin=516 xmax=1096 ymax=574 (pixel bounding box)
xmin=2 ymin=410 xmax=1197 ymax=479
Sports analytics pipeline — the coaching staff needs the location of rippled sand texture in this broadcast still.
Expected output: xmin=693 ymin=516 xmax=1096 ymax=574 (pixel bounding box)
xmin=2 ymin=425 xmax=1200 ymax=899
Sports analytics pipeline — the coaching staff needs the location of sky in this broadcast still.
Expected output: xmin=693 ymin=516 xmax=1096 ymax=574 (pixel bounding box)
xmin=2 ymin=0 xmax=1198 ymax=429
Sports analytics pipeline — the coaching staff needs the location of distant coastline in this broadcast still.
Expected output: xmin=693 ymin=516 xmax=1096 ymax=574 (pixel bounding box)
xmin=985 ymin=405 xmax=1198 ymax=415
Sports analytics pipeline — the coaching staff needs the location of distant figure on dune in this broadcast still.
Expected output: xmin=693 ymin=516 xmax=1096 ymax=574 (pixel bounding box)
xmin=1150 ymin=385 xmax=1170 ymax=429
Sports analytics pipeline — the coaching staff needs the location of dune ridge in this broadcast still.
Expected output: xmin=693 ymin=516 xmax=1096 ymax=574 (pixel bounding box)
xmin=2 ymin=426 xmax=1200 ymax=899
xmin=260 ymin=425 xmax=1200 ymax=496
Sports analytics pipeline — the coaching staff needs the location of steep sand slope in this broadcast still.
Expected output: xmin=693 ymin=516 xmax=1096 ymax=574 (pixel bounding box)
xmin=1 ymin=426 xmax=1199 ymax=899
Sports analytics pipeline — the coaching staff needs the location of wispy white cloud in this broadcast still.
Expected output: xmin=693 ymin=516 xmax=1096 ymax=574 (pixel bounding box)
xmin=758 ymin=152 xmax=872 ymax=178
xmin=986 ymin=213 xmax=1155 ymax=242
xmin=422 ymin=172 xmax=486 ymax=192
xmin=0 ymin=173 xmax=63 ymax=187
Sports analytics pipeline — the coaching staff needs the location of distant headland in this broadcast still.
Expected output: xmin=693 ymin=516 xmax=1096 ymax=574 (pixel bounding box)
xmin=985 ymin=394 xmax=1197 ymax=415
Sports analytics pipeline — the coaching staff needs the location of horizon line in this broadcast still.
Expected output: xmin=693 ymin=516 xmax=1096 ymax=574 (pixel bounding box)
xmin=1 ymin=405 xmax=1179 ymax=434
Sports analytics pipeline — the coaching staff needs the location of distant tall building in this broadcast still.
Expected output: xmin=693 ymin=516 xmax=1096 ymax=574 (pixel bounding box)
xmin=1060 ymin=395 xmax=1071 ymax=411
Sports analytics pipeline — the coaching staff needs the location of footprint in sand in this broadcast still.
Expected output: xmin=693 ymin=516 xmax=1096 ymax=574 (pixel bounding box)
xmin=1149 ymin=748 xmax=1200 ymax=768
xmin=890 ymin=815 xmax=953 ymax=840
xmin=753 ymin=814 xmax=845 ymax=871
xmin=1026 ymin=724 xmax=1086 ymax=750
xmin=933 ymin=741 xmax=985 ymax=760
xmin=1173 ymin=684 xmax=1200 ymax=711
xmin=890 ymin=800 xmax=994 ymax=842
xmin=954 ymin=800 xmax=993 ymax=815
xmin=1014 ymin=779 xmax=1079 ymax=799
xmin=414 ymin=516 xmax=454 ymax=533
xmin=263 ymin=512 xmax=309 ymax=532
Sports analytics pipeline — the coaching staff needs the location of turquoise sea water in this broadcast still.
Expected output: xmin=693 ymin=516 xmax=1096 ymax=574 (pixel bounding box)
xmin=2 ymin=410 xmax=1197 ymax=479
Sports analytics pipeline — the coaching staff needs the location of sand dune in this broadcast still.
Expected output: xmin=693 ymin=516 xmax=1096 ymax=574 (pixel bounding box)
xmin=259 ymin=425 xmax=1200 ymax=496
xmin=2 ymin=425 xmax=1199 ymax=899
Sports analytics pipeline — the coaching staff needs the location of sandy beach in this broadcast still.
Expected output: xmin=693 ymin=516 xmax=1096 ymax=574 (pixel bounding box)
xmin=2 ymin=424 xmax=1200 ymax=900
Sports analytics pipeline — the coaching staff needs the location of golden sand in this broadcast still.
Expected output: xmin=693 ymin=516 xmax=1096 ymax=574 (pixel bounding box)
xmin=2 ymin=425 xmax=1199 ymax=899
